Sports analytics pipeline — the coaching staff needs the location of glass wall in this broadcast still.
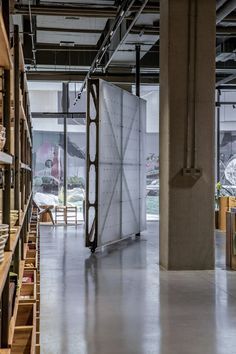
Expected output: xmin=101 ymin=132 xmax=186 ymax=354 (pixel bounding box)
xmin=30 ymin=82 xmax=65 ymax=206
xmin=66 ymin=117 xmax=86 ymax=219
xmin=30 ymin=82 xmax=86 ymax=221
xmin=141 ymin=86 xmax=159 ymax=221
xmin=219 ymin=90 xmax=236 ymax=196
xmin=32 ymin=118 xmax=64 ymax=206
xmin=30 ymin=81 xmax=159 ymax=222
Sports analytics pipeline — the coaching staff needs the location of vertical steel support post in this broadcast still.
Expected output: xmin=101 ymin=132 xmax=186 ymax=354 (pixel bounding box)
xmin=135 ymin=44 xmax=140 ymax=98
xmin=62 ymin=83 xmax=69 ymax=206
xmin=14 ymin=25 xmax=21 ymax=217
xmin=2 ymin=0 xmax=11 ymax=250
xmin=217 ymin=89 xmax=221 ymax=185
xmin=135 ymin=44 xmax=141 ymax=236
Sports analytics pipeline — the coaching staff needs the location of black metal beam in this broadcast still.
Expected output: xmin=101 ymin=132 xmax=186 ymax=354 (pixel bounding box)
xmin=26 ymin=70 xmax=159 ymax=84
xmin=36 ymin=43 xmax=97 ymax=52
xmin=32 ymin=112 xmax=85 ymax=118
xmin=135 ymin=44 xmax=140 ymax=97
xmin=36 ymin=26 xmax=102 ymax=34
xmin=34 ymin=49 xmax=96 ymax=67
xmin=13 ymin=3 xmax=159 ymax=18
xmin=215 ymin=85 xmax=236 ymax=90
xmin=216 ymin=73 xmax=236 ymax=86
xmin=62 ymin=83 xmax=68 ymax=206
xmin=36 ymin=25 xmax=159 ymax=36
xmin=26 ymin=49 xmax=236 ymax=82
xmin=216 ymin=26 xmax=236 ymax=35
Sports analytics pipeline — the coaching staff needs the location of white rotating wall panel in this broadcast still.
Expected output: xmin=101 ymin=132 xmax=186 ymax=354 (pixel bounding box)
xmin=86 ymin=79 xmax=146 ymax=250
xmin=98 ymin=81 xmax=122 ymax=245
xmin=139 ymin=99 xmax=147 ymax=229
xmin=122 ymin=90 xmax=141 ymax=236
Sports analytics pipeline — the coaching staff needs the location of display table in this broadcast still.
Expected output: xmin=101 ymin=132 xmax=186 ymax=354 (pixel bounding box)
xmin=38 ymin=204 xmax=54 ymax=223
xmin=218 ymin=197 xmax=236 ymax=231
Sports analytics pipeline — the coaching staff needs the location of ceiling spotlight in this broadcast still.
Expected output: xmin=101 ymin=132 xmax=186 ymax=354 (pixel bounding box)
xmin=65 ymin=17 xmax=80 ymax=20
xmin=60 ymin=41 xmax=75 ymax=47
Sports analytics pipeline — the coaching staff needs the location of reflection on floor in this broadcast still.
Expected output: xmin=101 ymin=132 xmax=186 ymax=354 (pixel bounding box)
xmin=40 ymin=223 xmax=236 ymax=354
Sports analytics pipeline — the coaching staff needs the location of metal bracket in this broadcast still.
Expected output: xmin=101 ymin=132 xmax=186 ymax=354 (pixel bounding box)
xmin=182 ymin=167 xmax=202 ymax=179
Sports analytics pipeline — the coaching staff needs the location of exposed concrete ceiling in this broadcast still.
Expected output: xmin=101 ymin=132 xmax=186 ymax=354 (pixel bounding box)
xmin=10 ymin=0 xmax=236 ymax=89
xmin=12 ymin=0 xmax=159 ymax=83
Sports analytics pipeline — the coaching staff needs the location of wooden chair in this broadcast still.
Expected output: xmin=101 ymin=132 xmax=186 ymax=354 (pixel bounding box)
xmin=55 ymin=206 xmax=66 ymax=224
xmin=66 ymin=206 xmax=77 ymax=225
xmin=32 ymin=200 xmax=55 ymax=225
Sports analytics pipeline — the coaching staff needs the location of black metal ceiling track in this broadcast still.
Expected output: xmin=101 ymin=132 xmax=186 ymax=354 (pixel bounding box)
xmin=74 ymin=0 xmax=137 ymax=102
xmin=73 ymin=0 xmax=153 ymax=102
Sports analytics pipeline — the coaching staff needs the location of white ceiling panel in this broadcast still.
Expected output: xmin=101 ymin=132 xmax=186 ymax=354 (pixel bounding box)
xmin=123 ymin=33 xmax=158 ymax=46
xmin=135 ymin=14 xmax=159 ymax=26
xmin=112 ymin=34 xmax=159 ymax=64
xmin=37 ymin=31 xmax=101 ymax=45
xmin=37 ymin=15 xmax=107 ymax=30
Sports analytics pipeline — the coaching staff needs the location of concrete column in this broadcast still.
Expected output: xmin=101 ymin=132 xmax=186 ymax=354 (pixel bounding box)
xmin=159 ymin=0 xmax=216 ymax=269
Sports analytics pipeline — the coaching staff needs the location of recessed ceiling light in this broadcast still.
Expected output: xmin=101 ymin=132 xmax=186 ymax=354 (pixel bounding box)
xmin=60 ymin=41 xmax=75 ymax=47
xmin=65 ymin=16 xmax=80 ymax=20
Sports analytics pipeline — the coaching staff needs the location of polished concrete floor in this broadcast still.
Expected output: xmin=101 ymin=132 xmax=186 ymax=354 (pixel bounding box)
xmin=40 ymin=223 xmax=236 ymax=354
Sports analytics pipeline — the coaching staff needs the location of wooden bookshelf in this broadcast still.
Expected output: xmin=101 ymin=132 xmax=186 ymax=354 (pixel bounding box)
xmin=0 ymin=4 xmax=38 ymax=352
xmin=0 ymin=252 xmax=12 ymax=296
xmin=8 ymin=261 xmax=25 ymax=346
xmin=0 ymin=11 xmax=12 ymax=69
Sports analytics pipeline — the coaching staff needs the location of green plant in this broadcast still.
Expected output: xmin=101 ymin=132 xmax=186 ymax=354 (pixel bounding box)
xmin=68 ymin=176 xmax=85 ymax=189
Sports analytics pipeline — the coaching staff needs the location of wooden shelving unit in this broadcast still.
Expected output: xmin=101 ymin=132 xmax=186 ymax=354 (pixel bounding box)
xmin=0 ymin=11 xmax=12 ymax=69
xmin=0 ymin=3 xmax=39 ymax=353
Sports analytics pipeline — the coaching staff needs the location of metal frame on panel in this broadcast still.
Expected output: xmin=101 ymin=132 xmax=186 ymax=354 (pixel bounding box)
xmin=86 ymin=79 xmax=99 ymax=252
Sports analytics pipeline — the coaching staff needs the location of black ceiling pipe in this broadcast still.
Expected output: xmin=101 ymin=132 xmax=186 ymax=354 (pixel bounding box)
xmin=216 ymin=0 xmax=236 ymax=24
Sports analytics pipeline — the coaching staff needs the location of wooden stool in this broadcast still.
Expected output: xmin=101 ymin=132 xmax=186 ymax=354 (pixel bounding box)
xmin=33 ymin=200 xmax=54 ymax=224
